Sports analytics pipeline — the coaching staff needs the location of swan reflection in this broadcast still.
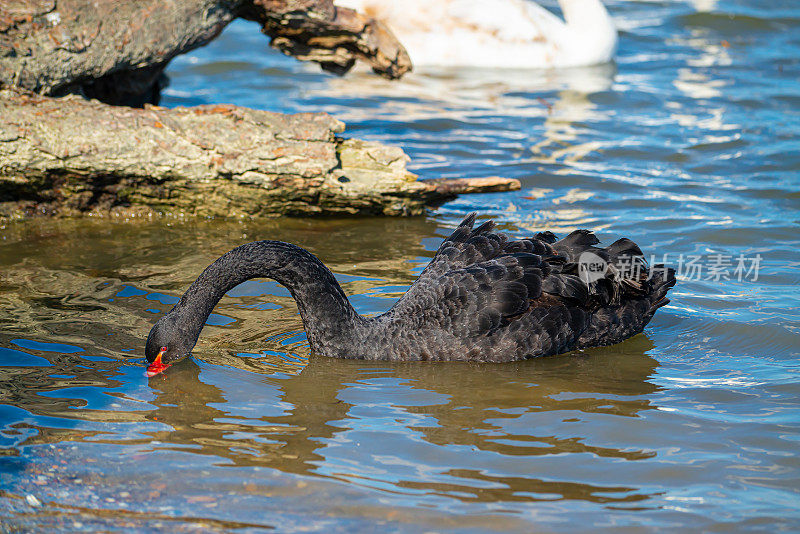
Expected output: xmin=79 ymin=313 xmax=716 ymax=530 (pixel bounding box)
xmin=133 ymin=335 xmax=663 ymax=504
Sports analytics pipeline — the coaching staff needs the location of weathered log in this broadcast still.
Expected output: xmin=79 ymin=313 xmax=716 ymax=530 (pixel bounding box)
xmin=0 ymin=87 xmax=519 ymax=220
xmin=0 ymin=2 xmax=522 ymax=220
xmin=425 ymin=176 xmax=525 ymax=195
xmin=0 ymin=0 xmax=411 ymax=106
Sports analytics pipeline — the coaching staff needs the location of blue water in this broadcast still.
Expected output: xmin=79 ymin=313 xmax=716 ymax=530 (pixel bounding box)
xmin=1 ymin=0 xmax=799 ymax=531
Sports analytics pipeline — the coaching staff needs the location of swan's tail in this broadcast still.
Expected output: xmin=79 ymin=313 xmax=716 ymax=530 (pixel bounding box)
xmin=543 ymin=229 xmax=676 ymax=348
xmin=574 ymin=263 xmax=676 ymax=349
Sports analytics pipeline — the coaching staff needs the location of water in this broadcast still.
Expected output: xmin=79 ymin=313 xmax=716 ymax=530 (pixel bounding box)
xmin=1 ymin=1 xmax=799 ymax=531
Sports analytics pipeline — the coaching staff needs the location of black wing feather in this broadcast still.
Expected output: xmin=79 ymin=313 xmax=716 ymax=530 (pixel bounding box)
xmin=390 ymin=213 xmax=675 ymax=357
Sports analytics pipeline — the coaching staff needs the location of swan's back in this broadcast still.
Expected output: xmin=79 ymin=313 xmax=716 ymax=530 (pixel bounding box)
xmin=337 ymin=0 xmax=617 ymax=68
xmin=356 ymin=214 xmax=674 ymax=362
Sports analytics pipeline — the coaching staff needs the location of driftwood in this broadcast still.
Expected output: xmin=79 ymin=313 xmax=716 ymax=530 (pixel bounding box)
xmin=0 ymin=87 xmax=520 ymax=219
xmin=0 ymin=1 xmax=520 ymax=220
xmin=0 ymin=0 xmax=411 ymax=106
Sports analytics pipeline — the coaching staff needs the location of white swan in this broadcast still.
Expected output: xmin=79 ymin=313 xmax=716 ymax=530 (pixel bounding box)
xmin=336 ymin=0 xmax=617 ymax=69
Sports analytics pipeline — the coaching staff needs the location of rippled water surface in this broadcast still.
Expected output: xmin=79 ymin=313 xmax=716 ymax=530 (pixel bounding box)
xmin=2 ymin=1 xmax=799 ymax=531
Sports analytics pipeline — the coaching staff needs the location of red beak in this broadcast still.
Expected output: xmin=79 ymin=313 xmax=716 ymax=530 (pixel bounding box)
xmin=145 ymin=350 xmax=171 ymax=377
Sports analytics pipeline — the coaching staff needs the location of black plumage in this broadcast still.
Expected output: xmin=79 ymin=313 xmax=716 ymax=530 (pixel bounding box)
xmin=145 ymin=213 xmax=676 ymax=365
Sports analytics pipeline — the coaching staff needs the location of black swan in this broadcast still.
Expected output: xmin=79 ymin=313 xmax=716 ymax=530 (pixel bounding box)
xmin=145 ymin=214 xmax=675 ymax=375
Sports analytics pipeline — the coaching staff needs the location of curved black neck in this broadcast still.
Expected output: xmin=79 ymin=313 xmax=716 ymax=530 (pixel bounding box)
xmin=169 ymin=241 xmax=363 ymax=355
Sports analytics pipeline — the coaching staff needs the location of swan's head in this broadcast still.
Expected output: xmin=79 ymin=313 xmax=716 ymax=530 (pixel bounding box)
xmin=144 ymin=314 xmax=196 ymax=376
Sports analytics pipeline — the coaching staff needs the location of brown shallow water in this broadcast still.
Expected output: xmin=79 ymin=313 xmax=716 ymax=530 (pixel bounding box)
xmin=0 ymin=218 xmax=665 ymax=528
xmin=1 ymin=213 xmax=797 ymax=532
xmin=2 ymin=0 xmax=800 ymax=531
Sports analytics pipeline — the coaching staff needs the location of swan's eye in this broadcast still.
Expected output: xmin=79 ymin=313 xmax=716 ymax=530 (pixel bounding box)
xmin=160 ymin=346 xmax=167 ymax=353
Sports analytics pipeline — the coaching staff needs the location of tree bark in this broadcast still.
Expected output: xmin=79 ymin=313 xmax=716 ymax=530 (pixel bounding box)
xmin=0 ymin=1 xmax=520 ymax=220
xmin=0 ymin=0 xmax=411 ymax=106
xmin=0 ymin=87 xmax=519 ymax=220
